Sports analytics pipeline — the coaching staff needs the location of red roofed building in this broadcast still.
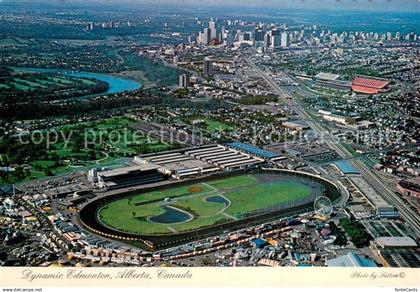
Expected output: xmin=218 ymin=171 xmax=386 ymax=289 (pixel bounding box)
xmin=351 ymin=76 xmax=390 ymax=94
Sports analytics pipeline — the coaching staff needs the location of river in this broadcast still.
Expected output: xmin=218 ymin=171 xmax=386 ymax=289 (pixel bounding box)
xmin=12 ymin=67 xmax=142 ymax=97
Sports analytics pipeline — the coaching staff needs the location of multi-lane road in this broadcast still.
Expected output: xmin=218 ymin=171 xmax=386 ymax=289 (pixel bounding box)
xmin=246 ymin=56 xmax=420 ymax=237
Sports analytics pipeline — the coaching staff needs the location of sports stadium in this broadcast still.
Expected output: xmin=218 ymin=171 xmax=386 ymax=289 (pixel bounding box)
xmin=80 ymin=164 xmax=341 ymax=250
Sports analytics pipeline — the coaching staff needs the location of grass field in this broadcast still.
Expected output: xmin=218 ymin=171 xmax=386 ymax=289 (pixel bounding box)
xmin=202 ymin=117 xmax=234 ymax=132
xmin=99 ymin=174 xmax=313 ymax=235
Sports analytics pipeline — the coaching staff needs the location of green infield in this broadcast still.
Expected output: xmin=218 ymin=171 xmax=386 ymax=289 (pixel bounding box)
xmin=98 ymin=174 xmax=314 ymax=235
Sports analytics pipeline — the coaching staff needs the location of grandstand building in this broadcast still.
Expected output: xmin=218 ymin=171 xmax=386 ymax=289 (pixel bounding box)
xmin=351 ymin=75 xmax=390 ymax=95
xmin=97 ymin=165 xmax=167 ymax=190
xmin=134 ymin=144 xmax=265 ymax=179
xmin=93 ymin=143 xmax=275 ymax=189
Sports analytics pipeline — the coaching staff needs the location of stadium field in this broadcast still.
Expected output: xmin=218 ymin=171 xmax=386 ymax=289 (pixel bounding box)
xmin=98 ymin=174 xmax=314 ymax=235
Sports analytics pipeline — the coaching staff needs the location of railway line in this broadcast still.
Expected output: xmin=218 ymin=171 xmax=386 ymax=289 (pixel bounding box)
xmin=245 ymin=56 xmax=420 ymax=237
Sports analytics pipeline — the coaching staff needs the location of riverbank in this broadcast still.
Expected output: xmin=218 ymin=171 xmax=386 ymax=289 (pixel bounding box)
xmin=10 ymin=67 xmax=142 ymax=98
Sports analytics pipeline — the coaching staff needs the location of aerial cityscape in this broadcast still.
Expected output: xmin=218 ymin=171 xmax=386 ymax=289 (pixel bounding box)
xmin=0 ymin=0 xmax=419 ymax=269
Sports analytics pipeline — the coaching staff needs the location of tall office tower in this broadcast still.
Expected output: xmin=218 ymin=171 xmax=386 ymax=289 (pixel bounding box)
xmin=234 ymin=30 xmax=241 ymax=42
xmin=179 ymin=74 xmax=189 ymax=88
xmin=202 ymin=28 xmax=211 ymax=45
xmin=238 ymin=31 xmax=252 ymax=43
xmin=226 ymin=33 xmax=234 ymax=47
xmin=188 ymin=34 xmax=196 ymax=43
xmin=263 ymin=32 xmax=271 ymax=49
xmin=271 ymin=35 xmax=280 ymax=48
xmin=209 ymin=18 xmax=216 ymax=30
xmin=209 ymin=18 xmax=217 ymax=40
xmin=203 ymin=57 xmax=213 ymax=77
xmin=254 ymin=26 xmax=264 ymax=42
xmin=221 ymin=26 xmax=227 ymax=40
xmin=271 ymin=28 xmax=280 ymax=36
xmin=217 ymin=32 xmax=223 ymax=43
xmin=281 ymin=32 xmax=289 ymax=47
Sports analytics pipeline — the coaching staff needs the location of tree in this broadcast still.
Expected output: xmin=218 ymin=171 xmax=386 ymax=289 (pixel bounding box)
xmin=173 ymin=88 xmax=189 ymax=99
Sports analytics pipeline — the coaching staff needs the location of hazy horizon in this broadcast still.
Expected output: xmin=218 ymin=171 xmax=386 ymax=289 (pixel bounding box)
xmin=1 ymin=0 xmax=420 ymax=13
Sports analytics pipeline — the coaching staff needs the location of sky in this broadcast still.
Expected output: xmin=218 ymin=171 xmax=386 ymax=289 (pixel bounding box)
xmin=85 ymin=0 xmax=420 ymax=12
xmin=2 ymin=0 xmax=419 ymax=13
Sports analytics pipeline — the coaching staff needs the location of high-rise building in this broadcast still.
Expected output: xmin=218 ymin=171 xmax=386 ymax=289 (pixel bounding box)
xmin=263 ymin=33 xmax=271 ymax=49
xmin=209 ymin=19 xmax=217 ymax=40
xmin=202 ymin=28 xmax=211 ymax=45
xmin=254 ymin=26 xmax=264 ymax=42
xmin=188 ymin=35 xmax=196 ymax=43
xmin=271 ymin=35 xmax=280 ymax=48
xmin=203 ymin=57 xmax=213 ymax=77
xmin=281 ymin=32 xmax=289 ymax=47
xmin=238 ymin=31 xmax=252 ymax=42
xmin=198 ymin=18 xmax=220 ymax=45
xmin=271 ymin=28 xmax=280 ymax=36
xmin=179 ymin=74 xmax=189 ymax=88
xmin=221 ymin=26 xmax=227 ymax=36
xmin=225 ymin=33 xmax=234 ymax=47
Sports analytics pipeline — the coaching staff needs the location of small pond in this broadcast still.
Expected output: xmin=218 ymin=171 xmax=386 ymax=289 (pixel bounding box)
xmin=205 ymin=195 xmax=229 ymax=205
xmin=148 ymin=206 xmax=192 ymax=224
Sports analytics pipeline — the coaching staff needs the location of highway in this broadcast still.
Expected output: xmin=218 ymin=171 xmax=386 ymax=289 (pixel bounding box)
xmin=245 ymin=56 xmax=420 ymax=237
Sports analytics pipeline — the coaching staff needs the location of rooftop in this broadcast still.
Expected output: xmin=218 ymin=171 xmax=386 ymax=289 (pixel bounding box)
xmin=327 ymin=252 xmax=377 ymax=267
xmin=352 ymin=76 xmax=390 ymax=89
xmin=335 ymin=160 xmax=360 ymax=175
xmin=376 ymin=237 xmax=418 ymax=248
xmin=99 ymin=165 xmax=159 ymax=178
xmin=227 ymin=142 xmax=280 ymax=159
xmin=315 ymin=72 xmax=340 ymax=81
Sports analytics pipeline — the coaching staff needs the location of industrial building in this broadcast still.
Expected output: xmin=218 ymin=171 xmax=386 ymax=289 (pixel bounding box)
xmin=396 ymin=179 xmax=420 ymax=198
xmin=347 ymin=176 xmax=398 ymax=218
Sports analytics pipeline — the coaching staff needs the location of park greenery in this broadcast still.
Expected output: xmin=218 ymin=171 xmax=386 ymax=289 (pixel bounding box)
xmin=339 ymin=217 xmax=372 ymax=248
xmin=121 ymin=53 xmax=182 ymax=86
xmin=329 ymin=221 xmax=348 ymax=246
xmin=0 ymin=117 xmax=175 ymax=184
xmin=0 ymin=70 xmax=109 ymax=103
